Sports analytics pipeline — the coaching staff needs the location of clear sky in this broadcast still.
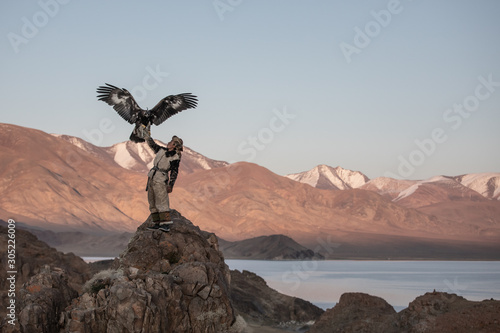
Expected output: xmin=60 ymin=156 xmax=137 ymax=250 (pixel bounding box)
xmin=1 ymin=0 xmax=499 ymax=180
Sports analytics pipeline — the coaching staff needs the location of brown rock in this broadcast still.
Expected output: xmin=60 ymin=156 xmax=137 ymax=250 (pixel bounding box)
xmin=17 ymin=266 xmax=78 ymax=333
xmin=308 ymin=291 xmax=500 ymax=333
xmin=308 ymin=292 xmax=396 ymax=333
xmin=63 ymin=210 xmax=236 ymax=332
xmin=0 ymin=224 xmax=91 ymax=331
xmin=0 ymin=224 xmax=91 ymax=292
xmin=395 ymin=291 xmax=500 ymax=333
xmin=230 ymin=269 xmax=323 ymax=330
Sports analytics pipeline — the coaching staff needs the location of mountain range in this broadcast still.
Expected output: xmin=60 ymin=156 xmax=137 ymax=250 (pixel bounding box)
xmin=1 ymin=123 xmax=499 ymax=258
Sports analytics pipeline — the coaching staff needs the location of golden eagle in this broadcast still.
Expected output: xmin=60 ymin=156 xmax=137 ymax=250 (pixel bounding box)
xmin=96 ymin=83 xmax=198 ymax=142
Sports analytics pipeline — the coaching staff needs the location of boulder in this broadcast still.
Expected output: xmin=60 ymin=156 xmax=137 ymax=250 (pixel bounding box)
xmin=0 ymin=224 xmax=91 ymax=332
xmin=394 ymin=291 xmax=500 ymax=333
xmin=19 ymin=266 xmax=77 ymax=333
xmin=308 ymin=291 xmax=500 ymax=333
xmin=308 ymin=292 xmax=396 ymax=333
xmin=63 ymin=210 xmax=236 ymax=332
xmin=230 ymin=269 xmax=323 ymax=330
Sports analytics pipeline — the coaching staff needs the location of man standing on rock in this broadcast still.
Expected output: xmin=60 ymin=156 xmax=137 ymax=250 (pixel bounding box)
xmin=139 ymin=126 xmax=183 ymax=232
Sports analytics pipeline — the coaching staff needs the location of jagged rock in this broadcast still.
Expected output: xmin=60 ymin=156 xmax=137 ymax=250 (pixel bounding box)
xmin=6 ymin=217 xmax=498 ymax=333
xmin=1 ymin=265 xmax=78 ymax=333
xmin=308 ymin=292 xmax=396 ymax=333
xmin=63 ymin=210 xmax=236 ymax=332
xmin=18 ymin=266 xmax=77 ymax=333
xmin=230 ymin=269 xmax=323 ymax=330
xmin=394 ymin=291 xmax=500 ymax=333
xmin=0 ymin=224 xmax=91 ymax=293
xmin=0 ymin=224 xmax=91 ymax=332
xmin=308 ymin=291 xmax=500 ymax=333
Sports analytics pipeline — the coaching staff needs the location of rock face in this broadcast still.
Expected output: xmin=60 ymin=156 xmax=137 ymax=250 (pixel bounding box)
xmin=308 ymin=292 xmax=396 ymax=333
xmin=0 ymin=223 xmax=91 ymax=331
xmin=308 ymin=291 xmax=500 ymax=333
xmin=0 ymin=224 xmax=91 ymax=292
xmin=63 ymin=210 xmax=236 ymax=332
xmin=394 ymin=291 xmax=500 ymax=333
xmin=230 ymin=269 xmax=323 ymax=330
xmin=4 ymin=214 xmax=499 ymax=333
xmin=16 ymin=266 xmax=78 ymax=333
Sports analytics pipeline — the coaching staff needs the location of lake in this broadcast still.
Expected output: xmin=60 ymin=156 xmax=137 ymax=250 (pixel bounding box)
xmin=226 ymin=260 xmax=500 ymax=311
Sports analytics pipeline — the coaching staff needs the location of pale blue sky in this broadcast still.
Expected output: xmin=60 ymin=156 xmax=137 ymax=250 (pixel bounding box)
xmin=1 ymin=0 xmax=499 ymax=179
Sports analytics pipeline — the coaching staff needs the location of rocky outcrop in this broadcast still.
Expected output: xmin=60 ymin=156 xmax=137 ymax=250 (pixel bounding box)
xmin=1 ymin=213 xmax=327 ymax=333
xmin=394 ymin=291 xmax=500 ymax=333
xmin=0 ymin=223 xmax=91 ymax=331
xmin=308 ymin=292 xmax=395 ymax=333
xmin=308 ymin=291 xmax=500 ymax=333
xmin=63 ymin=210 xmax=236 ymax=332
xmin=16 ymin=266 xmax=77 ymax=333
xmin=230 ymin=269 xmax=323 ymax=331
xmin=0 ymin=224 xmax=91 ymax=292
xmin=5 ymin=215 xmax=499 ymax=333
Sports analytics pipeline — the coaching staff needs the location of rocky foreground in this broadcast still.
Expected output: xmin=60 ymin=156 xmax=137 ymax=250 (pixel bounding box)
xmin=1 ymin=213 xmax=499 ymax=332
xmin=0 ymin=212 xmax=320 ymax=332
xmin=309 ymin=291 xmax=500 ymax=333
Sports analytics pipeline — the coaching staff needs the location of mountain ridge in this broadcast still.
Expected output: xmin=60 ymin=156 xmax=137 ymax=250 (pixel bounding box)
xmin=218 ymin=234 xmax=325 ymax=260
xmin=2 ymin=123 xmax=499 ymax=258
xmin=285 ymin=164 xmax=369 ymax=190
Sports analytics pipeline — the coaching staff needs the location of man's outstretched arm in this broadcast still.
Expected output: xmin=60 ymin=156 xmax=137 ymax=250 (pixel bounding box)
xmin=146 ymin=137 xmax=162 ymax=154
xmin=139 ymin=125 xmax=162 ymax=154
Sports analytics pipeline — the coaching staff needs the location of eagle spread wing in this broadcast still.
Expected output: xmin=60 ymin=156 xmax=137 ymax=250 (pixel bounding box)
xmin=96 ymin=83 xmax=142 ymax=124
xmin=150 ymin=93 xmax=198 ymax=126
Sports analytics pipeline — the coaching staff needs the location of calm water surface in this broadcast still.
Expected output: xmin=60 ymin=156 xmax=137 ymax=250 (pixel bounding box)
xmin=226 ymin=260 xmax=500 ymax=311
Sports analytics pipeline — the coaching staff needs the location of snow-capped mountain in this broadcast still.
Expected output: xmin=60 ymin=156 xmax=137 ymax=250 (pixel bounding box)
xmin=392 ymin=175 xmax=487 ymax=208
xmin=285 ymin=165 xmax=369 ymax=190
xmin=103 ymin=141 xmax=229 ymax=174
xmin=105 ymin=140 xmax=156 ymax=172
xmin=55 ymin=135 xmax=229 ymax=175
xmin=2 ymin=123 xmax=499 ymax=256
xmin=454 ymin=173 xmax=500 ymax=200
xmin=361 ymin=174 xmax=500 ymax=204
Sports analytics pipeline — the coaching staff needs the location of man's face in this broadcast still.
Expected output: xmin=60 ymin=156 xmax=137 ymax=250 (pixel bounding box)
xmin=167 ymin=140 xmax=176 ymax=151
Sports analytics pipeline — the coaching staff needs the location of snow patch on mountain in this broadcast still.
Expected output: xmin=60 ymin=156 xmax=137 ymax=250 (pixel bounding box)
xmin=455 ymin=173 xmax=500 ymax=200
xmin=393 ymin=175 xmax=480 ymax=203
xmin=286 ymin=168 xmax=320 ymax=188
xmin=286 ymin=165 xmax=369 ymax=190
xmin=52 ymin=134 xmax=228 ymax=174
xmin=184 ymin=147 xmax=216 ymax=170
xmin=393 ymin=183 xmax=422 ymax=202
xmin=137 ymin=143 xmax=155 ymax=168
xmin=105 ymin=140 xmax=229 ymax=174
xmin=113 ymin=143 xmax=140 ymax=170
